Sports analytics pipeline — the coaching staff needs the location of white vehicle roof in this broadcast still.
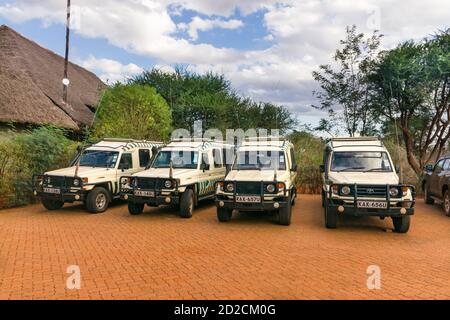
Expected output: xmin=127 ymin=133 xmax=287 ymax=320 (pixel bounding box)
xmin=86 ymin=138 xmax=163 ymax=152
xmin=161 ymin=138 xmax=234 ymax=152
xmin=239 ymin=137 xmax=293 ymax=152
xmin=327 ymin=137 xmax=386 ymax=152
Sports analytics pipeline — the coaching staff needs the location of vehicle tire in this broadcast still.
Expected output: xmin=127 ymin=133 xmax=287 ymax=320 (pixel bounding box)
xmin=42 ymin=199 xmax=64 ymax=211
xmin=128 ymin=202 xmax=144 ymax=215
xmin=179 ymin=189 xmax=194 ymax=218
xmin=279 ymin=201 xmax=292 ymax=226
xmin=324 ymin=203 xmax=337 ymax=229
xmin=392 ymin=215 xmax=410 ymax=233
xmin=443 ymin=190 xmax=450 ymax=216
xmin=291 ymin=188 xmax=296 ymax=206
xmin=217 ymin=207 xmax=232 ymax=222
xmin=424 ymin=184 xmax=434 ymax=205
xmin=86 ymin=187 xmax=110 ymax=214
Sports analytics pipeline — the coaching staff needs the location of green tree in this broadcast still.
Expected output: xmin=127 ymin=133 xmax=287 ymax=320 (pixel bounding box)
xmin=312 ymin=25 xmax=382 ymax=136
xmin=90 ymin=84 xmax=172 ymax=141
xmin=368 ymin=29 xmax=450 ymax=174
xmin=131 ymin=67 xmax=296 ymax=134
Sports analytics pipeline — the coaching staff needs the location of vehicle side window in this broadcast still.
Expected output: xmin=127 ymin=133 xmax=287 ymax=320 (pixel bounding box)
xmin=139 ymin=149 xmax=151 ymax=167
xmin=119 ymin=153 xmax=133 ymax=169
xmin=435 ymin=159 xmax=445 ymax=171
xmin=290 ymin=148 xmax=297 ymax=170
xmin=443 ymin=159 xmax=450 ymax=171
xmin=213 ymin=149 xmax=223 ymax=168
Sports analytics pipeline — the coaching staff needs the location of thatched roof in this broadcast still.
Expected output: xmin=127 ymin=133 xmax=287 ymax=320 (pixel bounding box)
xmin=0 ymin=25 xmax=106 ymax=130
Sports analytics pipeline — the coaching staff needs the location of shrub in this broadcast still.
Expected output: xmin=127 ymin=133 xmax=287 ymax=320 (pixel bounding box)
xmin=90 ymin=84 xmax=172 ymax=141
xmin=290 ymin=131 xmax=325 ymax=194
xmin=0 ymin=127 xmax=77 ymax=208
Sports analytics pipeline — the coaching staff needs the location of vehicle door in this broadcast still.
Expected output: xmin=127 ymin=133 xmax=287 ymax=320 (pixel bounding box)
xmin=437 ymin=158 xmax=450 ymax=197
xmin=430 ymin=159 xmax=445 ymax=196
xmin=198 ymin=151 xmax=214 ymax=197
xmin=116 ymin=153 xmax=135 ymax=194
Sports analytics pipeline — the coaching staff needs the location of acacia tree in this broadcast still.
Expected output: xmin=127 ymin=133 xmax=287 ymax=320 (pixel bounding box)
xmin=312 ymin=25 xmax=382 ymax=136
xmin=369 ymin=29 xmax=450 ymax=174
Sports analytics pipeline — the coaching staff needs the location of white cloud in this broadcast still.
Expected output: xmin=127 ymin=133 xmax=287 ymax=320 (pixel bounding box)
xmin=1 ymin=0 xmax=449 ymax=126
xmin=182 ymin=16 xmax=244 ymax=41
xmin=79 ymin=56 xmax=144 ymax=84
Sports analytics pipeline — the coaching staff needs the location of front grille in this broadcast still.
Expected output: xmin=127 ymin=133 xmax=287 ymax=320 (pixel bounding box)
xmin=137 ymin=178 xmax=157 ymax=189
xmin=45 ymin=176 xmax=66 ymax=187
xmin=236 ymin=182 xmax=261 ymax=195
xmin=356 ymin=185 xmax=388 ymax=198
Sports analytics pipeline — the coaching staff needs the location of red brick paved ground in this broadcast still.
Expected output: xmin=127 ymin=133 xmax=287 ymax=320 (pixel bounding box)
xmin=1 ymin=195 xmax=450 ymax=300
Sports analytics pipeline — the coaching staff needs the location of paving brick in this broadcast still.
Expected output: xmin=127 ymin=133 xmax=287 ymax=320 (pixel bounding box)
xmin=0 ymin=196 xmax=450 ymax=299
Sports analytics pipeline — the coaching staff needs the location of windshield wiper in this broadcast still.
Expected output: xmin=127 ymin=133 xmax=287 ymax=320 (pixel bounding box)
xmin=364 ymin=168 xmax=387 ymax=172
xmin=337 ymin=167 xmax=365 ymax=172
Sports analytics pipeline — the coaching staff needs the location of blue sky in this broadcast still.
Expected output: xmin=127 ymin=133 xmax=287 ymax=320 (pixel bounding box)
xmin=0 ymin=0 xmax=449 ymax=129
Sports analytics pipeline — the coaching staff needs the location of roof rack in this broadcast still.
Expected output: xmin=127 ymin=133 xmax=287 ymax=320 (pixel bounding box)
xmin=244 ymin=136 xmax=288 ymax=142
xmin=330 ymin=137 xmax=380 ymax=142
xmin=329 ymin=137 xmax=383 ymax=149
xmin=170 ymin=138 xmax=221 ymax=143
xmin=102 ymin=138 xmax=162 ymax=144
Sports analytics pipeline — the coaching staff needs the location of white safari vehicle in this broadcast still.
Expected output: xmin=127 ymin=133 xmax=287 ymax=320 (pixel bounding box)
xmin=215 ymin=137 xmax=298 ymax=225
xmin=120 ymin=139 xmax=235 ymax=218
xmin=321 ymin=137 xmax=415 ymax=233
xmin=33 ymin=139 xmax=162 ymax=213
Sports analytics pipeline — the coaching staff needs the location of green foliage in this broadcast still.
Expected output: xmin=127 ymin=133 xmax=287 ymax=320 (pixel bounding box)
xmin=131 ymin=67 xmax=296 ymax=134
xmin=91 ymin=83 xmax=172 ymax=141
xmin=0 ymin=127 xmax=77 ymax=208
xmin=369 ymin=29 xmax=450 ymax=174
xmin=289 ymin=130 xmax=325 ymax=193
xmin=313 ymin=25 xmax=382 ymax=137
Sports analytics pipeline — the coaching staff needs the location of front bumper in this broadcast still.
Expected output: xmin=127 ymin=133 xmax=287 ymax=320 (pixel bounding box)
xmin=325 ymin=183 xmax=416 ymax=217
xmin=32 ymin=174 xmax=86 ymax=203
xmin=120 ymin=176 xmax=180 ymax=207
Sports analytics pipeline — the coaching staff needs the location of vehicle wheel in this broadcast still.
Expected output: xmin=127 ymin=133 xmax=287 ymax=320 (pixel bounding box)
xmin=179 ymin=189 xmax=194 ymax=218
xmin=217 ymin=207 xmax=232 ymax=222
xmin=324 ymin=204 xmax=337 ymax=229
xmin=424 ymin=184 xmax=434 ymax=205
xmin=291 ymin=188 xmax=297 ymax=206
xmin=443 ymin=190 xmax=450 ymax=216
xmin=392 ymin=215 xmax=410 ymax=233
xmin=42 ymin=199 xmax=64 ymax=211
xmin=128 ymin=202 xmax=144 ymax=215
xmin=86 ymin=187 xmax=110 ymax=214
xmin=279 ymin=201 xmax=292 ymax=226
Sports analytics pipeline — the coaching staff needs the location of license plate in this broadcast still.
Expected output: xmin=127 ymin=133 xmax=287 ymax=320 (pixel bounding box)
xmin=236 ymin=195 xmax=261 ymax=203
xmin=43 ymin=187 xmax=60 ymax=194
xmin=357 ymin=201 xmax=387 ymax=209
xmin=134 ymin=190 xmax=155 ymax=197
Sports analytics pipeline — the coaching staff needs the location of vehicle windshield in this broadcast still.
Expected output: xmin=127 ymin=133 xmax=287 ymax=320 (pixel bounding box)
xmin=152 ymin=150 xmax=199 ymax=169
xmin=233 ymin=151 xmax=286 ymax=170
xmin=330 ymin=152 xmax=393 ymax=172
xmin=79 ymin=150 xmax=119 ymax=168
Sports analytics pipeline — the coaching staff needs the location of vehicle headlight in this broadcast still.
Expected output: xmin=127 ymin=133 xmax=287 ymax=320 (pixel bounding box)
xmin=389 ymin=187 xmax=399 ymax=197
xmin=266 ymin=184 xmax=276 ymax=193
xmin=73 ymin=179 xmax=80 ymax=187
xmin=164 ymin=180 xmax=173 ymax=189
xmin=341 ymin=186 xmax=351 ymax=195
xmin=226 ymin=183 xmax=234 ymax=192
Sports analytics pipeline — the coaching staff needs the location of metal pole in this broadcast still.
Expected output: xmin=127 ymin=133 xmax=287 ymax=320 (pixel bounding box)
xmin=62 ymin=0 xmax=71 ymax=104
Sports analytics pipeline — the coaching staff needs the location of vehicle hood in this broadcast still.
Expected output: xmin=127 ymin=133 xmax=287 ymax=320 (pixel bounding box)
xmin=134 ymin=168 xmax=196 ymax=180
xmin=328 ymin=171 xmax=399 ymax=185
xmin=225 ymin=170 xmax=289 ymax=182
xmin=45 ymin=166 xmax=111 ymax=178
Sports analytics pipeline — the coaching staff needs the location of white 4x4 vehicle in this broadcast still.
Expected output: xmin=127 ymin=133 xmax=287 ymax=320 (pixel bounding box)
xmin=215 ymin=137 xmax=298 ymax=225
xmin=321 ymin=137 xmax=415 ymax=233
xmin=120 ymin=139 xmax=235 ymax=218
xmin=33 ymin=139 xmax=162 ymax=213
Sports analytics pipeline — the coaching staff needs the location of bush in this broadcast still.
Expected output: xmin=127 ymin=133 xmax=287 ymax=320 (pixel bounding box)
xmin=0 ymin=127 xmax=77 ymax=208
xmin=90 ymin=84 xmax=172 ymax=141
xmin=290 ymin=131 xmax=325 ymax=194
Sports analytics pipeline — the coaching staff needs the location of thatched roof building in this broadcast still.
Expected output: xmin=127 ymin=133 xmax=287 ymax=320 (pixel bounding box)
xmin=0 ymin=25 xmax=106 ymax=130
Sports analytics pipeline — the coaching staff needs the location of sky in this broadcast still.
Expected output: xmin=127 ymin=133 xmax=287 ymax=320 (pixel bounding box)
xmin=0 ymin=0 xmax=449 ymax=128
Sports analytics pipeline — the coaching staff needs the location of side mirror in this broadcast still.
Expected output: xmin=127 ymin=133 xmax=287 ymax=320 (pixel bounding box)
xmin=319 ymin=164 xmax=325 ymax=173
xmin=119 ymin=163 xmax=130 ymax=171
xmin=201 ymin=163 xmax=210 ymax=171
xmin=225 ymin=164 xmax=232 ymax=175
xmin=291 ymin=164 xmax=298 ymax=172
xmin=76 ymin=145 xmax=83 ymax=152
xmin=424 ymin=164 xmax=434 ymax=172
